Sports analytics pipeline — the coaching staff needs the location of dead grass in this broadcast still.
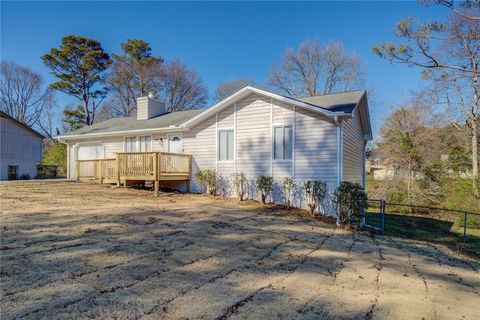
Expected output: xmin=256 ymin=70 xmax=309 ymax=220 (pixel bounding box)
xmin=0 ymin=181 xmax=479 ymax=320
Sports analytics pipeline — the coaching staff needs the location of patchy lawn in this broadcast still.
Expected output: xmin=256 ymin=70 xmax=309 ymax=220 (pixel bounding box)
xmin=0 ymin=181 xmax=479 ymax=320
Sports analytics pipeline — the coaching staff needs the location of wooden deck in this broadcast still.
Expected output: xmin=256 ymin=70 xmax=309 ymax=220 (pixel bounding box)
xmin=77 ymin=152 xmax=192 ymax=195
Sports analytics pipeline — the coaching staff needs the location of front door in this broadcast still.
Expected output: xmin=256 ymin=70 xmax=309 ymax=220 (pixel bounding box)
xmin=168 ymin=134 xmax=183 ymax=153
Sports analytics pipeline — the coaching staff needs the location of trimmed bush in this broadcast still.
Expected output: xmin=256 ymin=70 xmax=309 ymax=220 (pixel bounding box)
xmin=256 ymin=175 xmax=273 ymax=204
xmin=196 ymin=169 xmax=217 ymax=195
xmin=304 ymin=180 xmax=327 ymax=216
xmin=333 ymin=181 xmax=368 ymax=229
xmin=232 ymin=172 xmax=247 ymax=201
xmin=282 ymin=177 xmax=296 ymax=209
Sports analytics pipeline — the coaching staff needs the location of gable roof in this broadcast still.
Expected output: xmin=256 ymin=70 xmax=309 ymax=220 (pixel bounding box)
xmin=295 ymin=90 xmax=365 ymax=113
xmin=57 ymin=86 xmax=372 ymax=140
xmin=0 ymin=111 xmax=45 ymax=139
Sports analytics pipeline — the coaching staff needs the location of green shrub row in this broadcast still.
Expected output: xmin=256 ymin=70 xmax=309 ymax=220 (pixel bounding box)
xmin=195 ymin=169 xmax=367 ymax=228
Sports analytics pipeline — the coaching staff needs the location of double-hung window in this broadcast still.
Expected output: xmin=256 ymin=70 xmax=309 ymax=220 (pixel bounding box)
xmin=125 ymin=136 xmax=151 ymax=152
xmin=218 ymin=129 xmax=234 ymax=162
xmin=139 ymin=136 xmax=151 ymax=152
xmin=125 ymin=137 xmax=137 ymax=152
xmin=273 ymin=125 xmax=293 ymax=161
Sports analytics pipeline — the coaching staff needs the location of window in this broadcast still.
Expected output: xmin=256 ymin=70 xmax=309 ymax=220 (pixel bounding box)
xmin=273 ymin=125 xmax=292 ymax=161
xmin=139 ymin=136 xmax=151 ymax=152
xmin=8 ymin=165 xmax=18 ymax=180
xmin=77 ymin=143 xmax=104 ymax=160
xmin=125 ymin=137 xmax=137 ymax=152
xmin=218 ymin=129 xmax=234 ymax=161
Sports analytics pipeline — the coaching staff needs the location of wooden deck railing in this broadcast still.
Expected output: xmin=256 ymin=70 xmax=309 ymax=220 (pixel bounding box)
xmin=77 ymin=159 xmax=116 ymax=182
xmin=158 ymin=152 xmax=191 ymax=176
xmin=77 ymin=152 xmax=191 ymax=184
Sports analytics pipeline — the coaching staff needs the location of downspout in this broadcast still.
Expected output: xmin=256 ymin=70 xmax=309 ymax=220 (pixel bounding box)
xmin=57 ymin=137 xmax=70 ymax=179
xmin=362 ymin=140 xmax=367 ymax=189
xmin=334 ymin=116 xmax=343 ymax=187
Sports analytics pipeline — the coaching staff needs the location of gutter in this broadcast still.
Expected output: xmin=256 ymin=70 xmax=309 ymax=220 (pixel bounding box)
xmin=55 ymin=126 xmax=189 ymax=140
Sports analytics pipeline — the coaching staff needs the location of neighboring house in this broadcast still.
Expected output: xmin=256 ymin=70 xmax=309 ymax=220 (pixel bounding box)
xmin=57 ymin=86 xmax=372 ymax=211
xmin=0 ymin=111 xmax=44 ymax=180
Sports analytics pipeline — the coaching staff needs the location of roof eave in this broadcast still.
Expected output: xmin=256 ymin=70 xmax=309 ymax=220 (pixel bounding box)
xmin=55 ymin=126 xmax=189 ymax=140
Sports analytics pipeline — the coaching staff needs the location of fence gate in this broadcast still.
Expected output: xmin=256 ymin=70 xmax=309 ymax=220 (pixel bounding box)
xmin=363 ymin=199 xmax=385 ymax=234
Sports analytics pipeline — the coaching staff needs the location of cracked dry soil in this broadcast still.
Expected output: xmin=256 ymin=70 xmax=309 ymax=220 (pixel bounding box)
xmin=1 ymin=181 xmax=479 ymax=320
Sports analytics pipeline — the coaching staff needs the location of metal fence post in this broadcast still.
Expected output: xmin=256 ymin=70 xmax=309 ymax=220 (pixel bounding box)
xmin=463 ymin=212 xmax=467 ymax=250
xmin=380 ymin=199 xmax=386 ymax=235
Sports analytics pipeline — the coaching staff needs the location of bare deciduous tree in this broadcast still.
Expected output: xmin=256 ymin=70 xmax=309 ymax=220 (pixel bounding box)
xmin=422 ymin=0 xmax=480 ymax=21
xmin=0 ymin=61 xmax=56 ymax=139
xmin=373 ymin=6 xmax=480 ymax=184
xmin=107 ymin=39 xmax=164 ymax=117
xmin=160 ymin=60 xmax=208 ymax=112
xmin=268 ymin=39 xmax=365 ymax=97
xmin=214 ymin=78 xmax=255 ymax=102
xmin=379 ymin=100 xmax=443 ymax=203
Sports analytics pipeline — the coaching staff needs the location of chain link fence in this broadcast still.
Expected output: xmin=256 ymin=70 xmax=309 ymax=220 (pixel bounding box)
xmin=364 ymin=200 xmax=480 ymax=257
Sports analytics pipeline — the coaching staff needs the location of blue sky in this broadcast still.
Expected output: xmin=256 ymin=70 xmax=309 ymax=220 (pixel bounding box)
xmin=1 ymin=1 xmax=447 ymax=136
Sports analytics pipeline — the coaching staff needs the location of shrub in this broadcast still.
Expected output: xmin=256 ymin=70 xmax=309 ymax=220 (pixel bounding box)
xmin=196 ymin=169 xmax=217 ymax=195
xmin=456 ymin=214 xmax=480 ymax=229
xmin=282 ymin=177 xmax=296 ymax=209
xmin=19 ymin=174 xmax=31 ymax=180
xmin=256 ymin=175 xmax=274 ymax=204
xmin=232 ymin=172 xmax=247 ymax=201
xmin=333 ymin=181 xmax=368 ymax=229
xmin=42 ymin=142 xmax=67 ymax=176
xmin=304 ymin=180 xmax=327 ymax=216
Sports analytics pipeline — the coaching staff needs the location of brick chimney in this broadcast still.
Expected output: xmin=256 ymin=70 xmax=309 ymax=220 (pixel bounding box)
xmin=136 ymin=92 xmax=165 ymax=120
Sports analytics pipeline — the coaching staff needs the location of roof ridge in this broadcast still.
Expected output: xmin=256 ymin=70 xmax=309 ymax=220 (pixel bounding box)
xmin=295 ymin=89 xmax=365 ymax=99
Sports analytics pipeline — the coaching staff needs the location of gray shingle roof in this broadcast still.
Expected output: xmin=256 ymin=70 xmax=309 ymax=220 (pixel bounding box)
xmin=61 ymin=90 xmax=366 ymax=137
xmin=295 ymin=90 xmax=365 ymax=113
xmin=64 ymin=109 xmax=204 ymax=136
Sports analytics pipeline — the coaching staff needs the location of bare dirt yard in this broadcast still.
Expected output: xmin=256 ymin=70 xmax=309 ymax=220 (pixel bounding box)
xmin=1 ymin=181 xmax=479 ymax=320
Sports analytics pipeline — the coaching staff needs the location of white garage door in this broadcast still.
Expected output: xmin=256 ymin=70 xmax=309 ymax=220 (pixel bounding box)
xmin=77 ymin=143 xmax=104 ymax=160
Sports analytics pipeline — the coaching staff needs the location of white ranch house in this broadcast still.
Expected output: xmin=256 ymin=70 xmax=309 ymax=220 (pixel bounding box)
xmin=57 ymin=86 xmax=372 ymax=211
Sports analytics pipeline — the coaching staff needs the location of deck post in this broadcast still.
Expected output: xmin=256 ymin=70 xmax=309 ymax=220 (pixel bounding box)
xmin=98 ymin=160 xmax=103 ymax=184
xmin=116 ymin=155 xmax=120 ymax=186
xmin=153 ymin=152 xmax=159 ymax=196
xmin=76 ymin=160 xmax=80 ymax=181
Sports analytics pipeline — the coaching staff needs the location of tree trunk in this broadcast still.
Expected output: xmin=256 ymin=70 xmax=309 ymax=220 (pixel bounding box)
xmin=407 ymin=161 xmax=412 ymax=201
xmin=471 ymin=71 xmax=479 ymax=197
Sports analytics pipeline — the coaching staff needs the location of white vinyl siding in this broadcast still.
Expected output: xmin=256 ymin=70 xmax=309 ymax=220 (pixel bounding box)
xmin=236 ymin=94 xmax=271 ymax=177
xmin=342 ymin=102 xmax=365 ymax=185
xmin=294 ymin=108 xmax=338 ymax=186
xmin=218 ymin=129 xmax=234 ymax=162
xmin=273 ymin=125 xmax=292 ymax=161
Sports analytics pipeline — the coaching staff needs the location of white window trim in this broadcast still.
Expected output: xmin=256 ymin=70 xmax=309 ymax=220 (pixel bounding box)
xmin=217 ymin=127 xmax=235 ymax=163
xmin=167 ymin=133 xmax=183 ymax=153
xmin=272 ymin=124 xmax=293 ymax=163
xmin=123 ymin=135 xmax=153 ymax=152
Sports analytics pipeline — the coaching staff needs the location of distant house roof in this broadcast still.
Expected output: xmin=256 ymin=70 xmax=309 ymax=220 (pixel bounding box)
xmin=0 ymin=111 xmax=45 ymax=139
xmin=295 ymin=90 xmax=365 ymax=113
